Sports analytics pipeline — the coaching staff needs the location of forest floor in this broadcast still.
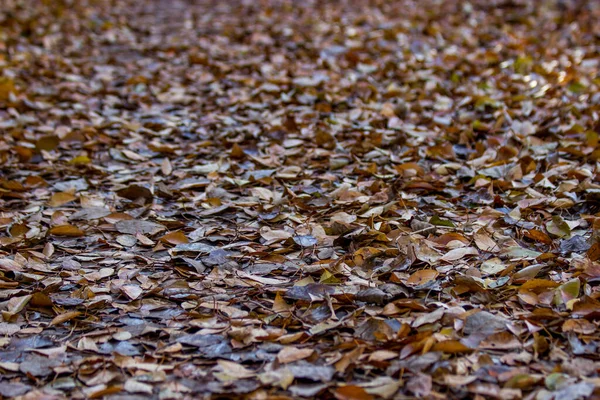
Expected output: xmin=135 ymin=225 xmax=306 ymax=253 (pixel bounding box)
xmin=1 ymin=0 xmax=600 ymax=399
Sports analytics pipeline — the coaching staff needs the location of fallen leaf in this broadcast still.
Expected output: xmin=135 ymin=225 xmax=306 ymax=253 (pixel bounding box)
xmin=49 ymin=225 xmax=85 ymax=237
xmin=160 ymin=231 xmax=189 ymax=245
xmin=277 ymin=346 xmax=314 ymax=364
xmin=406 ymin=270 xmax=438 ymax=286
xmin=50 ymin=311 xmax=82 ymax=326
xmin=334 ymin=385 xmax=374 ymax=400
xmin=48 ymin=192 xmax=77 ymax=207
xmin=115 ymin=220 xmax=166 ymax=235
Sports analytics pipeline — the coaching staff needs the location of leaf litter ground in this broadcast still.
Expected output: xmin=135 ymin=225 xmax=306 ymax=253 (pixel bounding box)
xmin=1 ymin=0 xmax=600 ymax=399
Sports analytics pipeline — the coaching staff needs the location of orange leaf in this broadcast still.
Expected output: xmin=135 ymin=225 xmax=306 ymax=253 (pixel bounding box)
xmin=48 ymin=192 xmax=77 ymax=207
xmin=434 ymin=232 xmax=469 ymax=246
xmin=431 ymin=340 xmax=473 ymax=354
xmin=524 ymin=229 xmax=553 ymax=245
xmin=352 ymin=247 xmax=384 ymax=267
xmin=518 ymin=278 xmax=560 ymax=293
xmin=49 ymin=225 xmax=85 ymax=237
xmin=394 ymin=162 xmax=424 ymax=177
xmin=406 ymin=269 xmax=438 ymax=286
xmin=160 ymin=231 xmax=189 ymax=245
xmin=50 ymin=311 xmax=82 ymax=326
xmin=334 ymin=385 xmax=374 ymax=400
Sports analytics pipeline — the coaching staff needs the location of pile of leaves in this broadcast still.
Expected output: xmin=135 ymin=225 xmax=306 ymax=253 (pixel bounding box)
xmin=2 ymin=0 xmax=600 ymax=398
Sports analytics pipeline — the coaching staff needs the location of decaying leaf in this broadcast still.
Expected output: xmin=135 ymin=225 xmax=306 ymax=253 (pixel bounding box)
xmin=116 ymin=184 xmax=153 ymax=203
xmin=406 ymin=270 xmax=438 ymax=286
xmin=1 ymin=0 xmax=599 ymax=397
xmin=49 ymin=225 xmax=85 ymax=237
xmin=160 ymin=231 xmax=189 ymax=245
xmin=546 ymin=216 xmax=571 ymax=238
xmin=115 ymin=220 xmax=166 ymax=235
xmin=334 ymin=385 xmax=374 ymax=400
xmin=50 ymin=311 xmax=82 ymax=326
xmin=48 ymin=192 xmax=77 ymax=207
xmin=277 ymin=346 xmax=314 ymax=364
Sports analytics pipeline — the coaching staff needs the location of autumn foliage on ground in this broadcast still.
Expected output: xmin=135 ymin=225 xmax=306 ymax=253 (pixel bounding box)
xmin=1 ymin=0 xmax=600 ymax=399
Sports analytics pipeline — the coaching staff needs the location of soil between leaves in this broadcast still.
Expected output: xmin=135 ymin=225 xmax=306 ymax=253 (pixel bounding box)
xmin=1 ymin=0 xmax=600 ymax=399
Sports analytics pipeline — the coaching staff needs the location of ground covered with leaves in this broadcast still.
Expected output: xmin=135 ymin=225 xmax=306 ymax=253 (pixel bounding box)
xmin=1 ymin=0 xmax=600 ymax=398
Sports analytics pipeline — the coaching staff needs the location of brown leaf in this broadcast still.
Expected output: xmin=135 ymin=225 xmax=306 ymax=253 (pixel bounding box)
xmin=431 ymin=340 xmax=473 ymax=354
xmin=48 ymin=192 xmax=77 ymax=207
xmin=50 ymin=311 xmax=82 ymax=326
xmin=116 ymin=185 xmax=153 ymax=203
xmin=277 ymin=346 xmax=314 ymax=364
xmin=524 ymin=229 xmax=553 ymax=245
xmin=562 ymin=319 xmax=596 ymax=335
xmin=441 ymin=246 xmax=479 ymax=262
xmin=35 ymin=135 xmax=60 ymax=151
xmin=406 ymin=269 xmax=438 ymax=286
xmin=160 ymin=231 xmax=189 ymax=245
xmin=587 ymin=242 xmax=600 ymax=261
xmin=335 ymin=346 xmax=364 ymax=373
xmin=334 ymin=385 xmax=374 ymax=400
xmin=230 ymin=143 xmax=245 ymax=158
xmin=49 ymin=225 xmax=85 ymax=237
xmin=315 ymin=129 xmax=336 ymax=150
xmin=0 ymin=77 xmax=17 ymax=101
xmin=474 ymin=230 xmax=500 ymax=252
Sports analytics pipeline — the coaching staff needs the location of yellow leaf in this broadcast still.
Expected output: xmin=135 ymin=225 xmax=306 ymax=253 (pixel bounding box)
xmin=49 ymin=225 xmax=85 ymax=237
xmin=319 ymin=269 xmax=341 ymax=284
xmin=431 ymin=340 xmax=473 ymax=354
xmin=518 ymin=278 xmax=560 ymax=293
xmin=49 ymin=192 xmax=77 ymax=207
xmin=69 ymin=155 xmax=91 ymax=165
xmin=272 ymin=292 xmax=292 ymax=316
xmin=0 ymin=77 xmax=17 ymax=101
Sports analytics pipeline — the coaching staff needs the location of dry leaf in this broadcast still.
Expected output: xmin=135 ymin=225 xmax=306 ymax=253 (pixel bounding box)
xmin=49 ymin=225 xmax=85 ymax=237
xmin=334 ymin=385 xmax=374 ymax=400
xmin=115 ymin=220 xmax=166 ymax=235
xmin=160 ymin=231 xmax=189 ymax=245
xmin=277 ymin=346 xmax=314 ymax=364
xmin=50 ymin=311 xmax=82 ymax=326
xmin=48 ymin=192 xmax=77 ymax=207
xmin=406 ymin=270 xmax=439 ymax=286
xmin=3 ymin=1 xmax=599 ymax=397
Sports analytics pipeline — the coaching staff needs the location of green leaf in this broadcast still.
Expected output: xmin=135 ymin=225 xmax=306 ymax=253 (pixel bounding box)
xmin=545 ymin=373 xmax=569 ymax=391
xmin=429 ymin=216 xmax=455 ymax=228
xmin=554 ymin=278 xmax=580 ymax=306
xmin=568 ymin=81 xmax=586 ymax=94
